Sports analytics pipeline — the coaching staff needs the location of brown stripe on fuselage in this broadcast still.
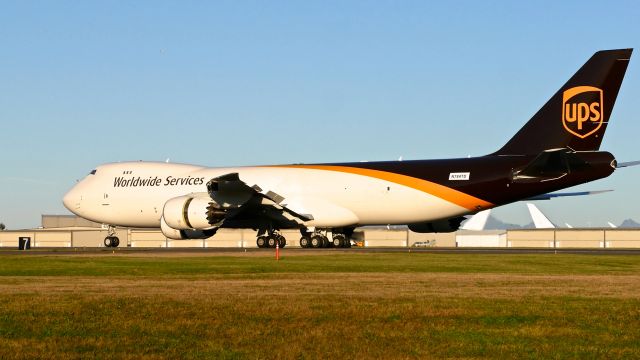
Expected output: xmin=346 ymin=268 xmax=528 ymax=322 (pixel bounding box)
xmin=276 ymin=164 xmax=494 ymax=211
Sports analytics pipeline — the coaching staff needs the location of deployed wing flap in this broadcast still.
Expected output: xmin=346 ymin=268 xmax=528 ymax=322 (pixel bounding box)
xmin=258 ymin=197 xmax=313 ymax=224
xmin=206 ymin=173 xmax=255 ymax=206
xmin=206 ymin=173 xmax=313 ymax=225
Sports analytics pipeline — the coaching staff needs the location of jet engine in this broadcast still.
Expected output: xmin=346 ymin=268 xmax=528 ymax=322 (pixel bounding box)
xmin=162 ymin=194 xmax=227 ymax=230
xmin=408 ymin=217 xmax=466 ymax=233
xmin=160 ymin=216 xmax=217 ymax=240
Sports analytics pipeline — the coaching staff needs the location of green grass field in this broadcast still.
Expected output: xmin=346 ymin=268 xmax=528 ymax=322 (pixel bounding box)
xmin=1 ymin=251 xmax=639 ymax=359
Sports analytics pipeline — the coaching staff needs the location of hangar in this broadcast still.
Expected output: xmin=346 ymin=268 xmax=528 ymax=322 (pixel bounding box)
xmin=0 ymin=215 xmax=639 ymax=249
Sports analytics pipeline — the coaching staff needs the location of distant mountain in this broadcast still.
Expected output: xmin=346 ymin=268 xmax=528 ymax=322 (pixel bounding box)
xmin=484 ymin=216 xmax=640 ymax=230
xmin=619 ymin=219 xmax=640 ymax=228
xmin=484 ymin=215 xmax=526 ymax=230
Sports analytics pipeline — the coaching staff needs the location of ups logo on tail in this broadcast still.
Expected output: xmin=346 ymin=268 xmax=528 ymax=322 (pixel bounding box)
xmin=562 ymin=86 xmax=603 ymax=138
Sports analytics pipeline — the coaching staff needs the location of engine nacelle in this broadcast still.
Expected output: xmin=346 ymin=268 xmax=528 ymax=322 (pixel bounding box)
xmin=163 ymin=194 xmax=226 ymax=230
xmin=408 ymin=217 xmax=465 ymax=233
xmin=160 ymin=216 xmax=217 ymax=240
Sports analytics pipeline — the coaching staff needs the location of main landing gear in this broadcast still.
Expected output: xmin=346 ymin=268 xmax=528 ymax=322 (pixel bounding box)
xmin=255 ymin=228 xmax=353 ymax=249
xmin=104 ymin=225 xmax=120 ymax=248
xmin=256 ymin=230 xmax=287 ymax=249
xmin=299 ymin=230 xmax=352 ymax=249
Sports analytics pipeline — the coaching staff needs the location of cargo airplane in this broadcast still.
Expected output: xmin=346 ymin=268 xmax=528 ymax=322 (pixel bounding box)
xmin=64 ymin=49 xmax=637 ymax=248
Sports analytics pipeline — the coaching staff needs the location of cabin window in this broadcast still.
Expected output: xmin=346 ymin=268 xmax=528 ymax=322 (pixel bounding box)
xmin=89 ymin=170 xmax=97 ymax=175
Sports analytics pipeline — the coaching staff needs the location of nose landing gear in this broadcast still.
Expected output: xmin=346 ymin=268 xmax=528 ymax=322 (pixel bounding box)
xmin=103 ymin=225 xmax=120 ymax=248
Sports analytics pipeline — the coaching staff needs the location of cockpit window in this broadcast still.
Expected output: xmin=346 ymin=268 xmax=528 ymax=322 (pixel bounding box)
xmin=89 ymin=169 xmax=97 ymax=175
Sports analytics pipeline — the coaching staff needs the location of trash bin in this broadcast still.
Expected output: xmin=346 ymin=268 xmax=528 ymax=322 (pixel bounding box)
xmin=18 ymin=237 xmax=31 ymax=250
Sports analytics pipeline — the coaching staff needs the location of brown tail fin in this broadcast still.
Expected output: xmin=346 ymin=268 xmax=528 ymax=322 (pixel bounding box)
xmin=494 ymin=49 xmax=632 ymax=155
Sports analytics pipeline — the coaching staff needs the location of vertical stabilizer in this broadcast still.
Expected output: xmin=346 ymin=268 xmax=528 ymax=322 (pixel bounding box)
xmin=461 ymin=209 xmax=491 ymax=231
xmin=495 ymin=49 xmax=632 ymax=155
xmin=526 ymin=203 xmax=556 ymax=229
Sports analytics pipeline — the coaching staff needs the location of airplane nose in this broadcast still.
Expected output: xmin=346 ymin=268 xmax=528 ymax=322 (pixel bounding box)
xmin=63 ymin=187 xmax=80 ymax=212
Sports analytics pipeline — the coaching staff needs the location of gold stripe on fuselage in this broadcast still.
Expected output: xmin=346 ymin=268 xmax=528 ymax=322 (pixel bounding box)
xmin=277 ymin=165 xmax=494 ymax=211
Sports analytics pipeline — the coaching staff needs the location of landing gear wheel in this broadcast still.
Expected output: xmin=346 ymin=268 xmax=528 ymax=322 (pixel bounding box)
xmin=310 ymin=235 xmax=324 ymax=248
xmin=104 ymin=225 xmax=119 ymax=248
xmin=311 ymin=235 xmax=329 ymax=249
xmin=256 ymin=236 xmax=267 ymax=248
xmin=300 ymin=236 xmax=311 ymax=248
xmin=332 ymin=234 xmax=345 ymax=248
xmin=322 ymin=237 xmax=331 ymax=248
xmin=267 ymin=235 xmax=278 ymax=248
xmin=277 ymin=235 xmax=286 ymax=248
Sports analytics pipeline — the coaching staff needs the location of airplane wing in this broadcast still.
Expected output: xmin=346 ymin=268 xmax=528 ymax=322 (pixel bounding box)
xmin=617 ymin=160 xmax=640 ymax=168
xmin=525 ymin=189 xmax=612 ymax=201
xmin=206 ymin=173 xmax=313 ymax=227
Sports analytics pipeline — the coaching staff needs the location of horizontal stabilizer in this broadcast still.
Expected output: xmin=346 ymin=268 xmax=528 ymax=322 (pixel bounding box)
xmin=617 ymin=160 xmax=640 ymax=168
xmin=526 ymin=189 xmax=612 ymax=201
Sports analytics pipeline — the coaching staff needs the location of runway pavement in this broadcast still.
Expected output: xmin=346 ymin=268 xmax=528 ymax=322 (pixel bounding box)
xmin=2 ymin=247 xmax=640 ymax=256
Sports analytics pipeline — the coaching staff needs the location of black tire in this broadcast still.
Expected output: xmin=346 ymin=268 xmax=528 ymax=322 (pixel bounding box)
xmin=256 ymin=236 xmax=267 ymax=248
xmin=104 ymin=236 xmax=112 ymax=248
xmin=112 ymin=237 xmax=120 ymax=247
xmin=277 ymin=236 xmax=287 ymax=248
xmin=267 ymin=236 xmax=278 ymax=248
xmin=322 ymin=236 xmax=330 ymax=248
xmin=310 ymin=235 xmax=323 ymax=248
xmin=332 ymin=235 xmax=345 ymax=248
xmin=300 ymin=236 xmax=310 ymax=248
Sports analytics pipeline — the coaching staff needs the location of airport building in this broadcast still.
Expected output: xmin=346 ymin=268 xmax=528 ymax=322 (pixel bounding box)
xmin=0 ymin=215 xmax=639 ymax=249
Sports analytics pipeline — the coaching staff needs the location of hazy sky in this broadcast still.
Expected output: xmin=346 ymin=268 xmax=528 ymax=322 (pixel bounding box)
xmin=1 ymin=1 xmax=639 ymax=229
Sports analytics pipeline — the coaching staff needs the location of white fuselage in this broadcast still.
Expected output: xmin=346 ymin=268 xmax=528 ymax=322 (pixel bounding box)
xmin=63 ymin=161 xmax=478 ymax=229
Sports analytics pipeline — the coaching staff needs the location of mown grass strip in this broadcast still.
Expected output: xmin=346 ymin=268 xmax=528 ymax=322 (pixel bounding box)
xmin=1 ymin=253 xmax=640 ymax=277
xmin=0 ymin=291 xmax=638 ymax=359
xmin=0 ymin=253 xmax=639 ymax=359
